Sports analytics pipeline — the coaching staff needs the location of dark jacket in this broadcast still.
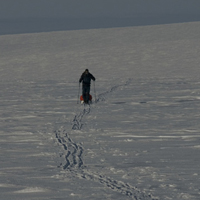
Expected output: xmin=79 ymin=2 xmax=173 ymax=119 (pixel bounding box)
xmin=79 ymin=72 xmax=95 ymax=86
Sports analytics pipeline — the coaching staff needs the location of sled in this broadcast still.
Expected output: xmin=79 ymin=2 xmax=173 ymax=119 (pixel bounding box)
xmin=80 ymin=94 xmax=92 ymax=104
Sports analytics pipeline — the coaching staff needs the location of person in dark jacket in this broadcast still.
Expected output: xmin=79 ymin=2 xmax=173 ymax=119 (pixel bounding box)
xmin=79 ymin=69 xmax=95 ymax=103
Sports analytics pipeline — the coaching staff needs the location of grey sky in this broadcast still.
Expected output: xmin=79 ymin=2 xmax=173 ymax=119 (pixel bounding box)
xmin=1 ymin=0 xmax=200 ymax=35
xmin=1 ymin=0 xmax=200 ymax=19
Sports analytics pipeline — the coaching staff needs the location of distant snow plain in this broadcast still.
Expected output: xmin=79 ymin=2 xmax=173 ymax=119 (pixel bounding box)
xmin=0 ymin=21 xmax=200 ymax=200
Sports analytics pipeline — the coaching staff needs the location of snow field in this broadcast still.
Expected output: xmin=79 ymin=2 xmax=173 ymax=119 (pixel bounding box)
xmin=1 ymin=21 xmax=200 ymax=199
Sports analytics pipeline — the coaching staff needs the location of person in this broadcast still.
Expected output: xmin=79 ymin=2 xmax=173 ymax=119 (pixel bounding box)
xmin=79 ymin=69 xmax=95 ymax=103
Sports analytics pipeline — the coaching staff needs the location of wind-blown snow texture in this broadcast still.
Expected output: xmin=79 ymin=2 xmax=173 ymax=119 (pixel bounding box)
xmin=1 ymin=22 xmax=200 ymax=200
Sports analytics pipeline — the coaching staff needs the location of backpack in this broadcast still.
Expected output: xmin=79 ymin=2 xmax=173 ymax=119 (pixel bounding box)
xmin=83 ymin=74 xmax=91 ymax=84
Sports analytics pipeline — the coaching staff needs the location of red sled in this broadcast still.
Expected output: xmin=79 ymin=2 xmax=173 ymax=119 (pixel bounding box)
xmin=80 ymin=95 xmax=92 ymax=102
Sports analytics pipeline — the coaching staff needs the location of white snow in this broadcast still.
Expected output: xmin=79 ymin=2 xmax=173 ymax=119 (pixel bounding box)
xmin=15 ymin=187 xmax=48 ymax=193
xmin=1 ymin=21 xmax=200 ymax=199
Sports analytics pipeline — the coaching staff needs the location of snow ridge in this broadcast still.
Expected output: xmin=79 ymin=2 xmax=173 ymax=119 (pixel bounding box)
xmin=54 ymin=79 xmax=158 ymax=199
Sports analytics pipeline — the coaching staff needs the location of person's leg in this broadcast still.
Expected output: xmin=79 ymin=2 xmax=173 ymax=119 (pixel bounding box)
xmin=82 ymin=86 xmax=87 ymax=102
xmin=85 ymin=86 xmax=90 ymax=103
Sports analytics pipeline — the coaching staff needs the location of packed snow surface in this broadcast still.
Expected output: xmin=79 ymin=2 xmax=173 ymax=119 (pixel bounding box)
xmin=1 ymin=22 xmax=200 ymax=199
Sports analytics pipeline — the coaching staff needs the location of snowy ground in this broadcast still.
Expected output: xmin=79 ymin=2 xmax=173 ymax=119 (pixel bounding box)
xmin=1 ymin=21 xmax=200 ymax=200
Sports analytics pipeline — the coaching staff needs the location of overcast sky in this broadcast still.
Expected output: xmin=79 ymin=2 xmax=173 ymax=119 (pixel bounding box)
xmin=1 ymin=0 xmax=200 ymax=34
xmin=1 ymin=0 xmax=200 ymax=19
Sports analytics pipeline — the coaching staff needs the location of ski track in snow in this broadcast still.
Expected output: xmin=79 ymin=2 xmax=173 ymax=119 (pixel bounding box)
xmin=96 ymin=78 xmax=132 ymax=103
xmin=72 ymin=104 xmax=91 ymax=130
xmin=53 ymin=79 xmax=158 ymax=200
